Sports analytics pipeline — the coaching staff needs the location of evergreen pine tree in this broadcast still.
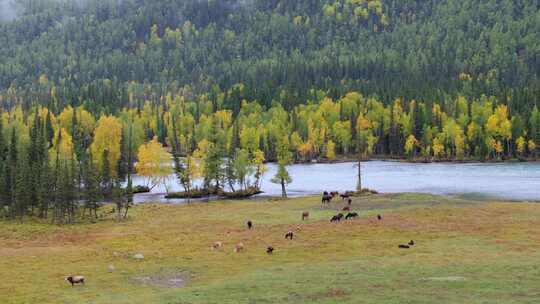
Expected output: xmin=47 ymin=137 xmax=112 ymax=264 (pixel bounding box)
xmin=83 ymin=154 xmax=101 ymax=221
xmin=45 ymin=111 xmax=54 ymax=144
xmin=0 ymin=117 xmax=5 ymax=216
xmin=101 ymin=149 xmax=112 ymax=199
xmin=13 ymin=150 xmax=30 ymax=219
xmin=6 ymin=128 xmax=17 ymax=218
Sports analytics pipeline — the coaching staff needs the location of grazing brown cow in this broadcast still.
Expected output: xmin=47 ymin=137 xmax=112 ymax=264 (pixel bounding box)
xmin=266 ymin=246 xmax=274 ymax=254
xmin=302 ymin=212 xmax=310 ymax=221
xmin=398 ymin=244 xmax=410 ymax=249
xmin=247 ymin=220 xmax=253 ymax=230
xmin=342 ymin=206 xmax=350 ymax=212
xmin=285 ymin=231 xmax=294 ymax=240
xmin=65 ymin=276 xmax=85 ymax=286
xmin=211 ymin=241 xmax=223 ymax=251
xmin=234 ymin=242 xmax=245 ymax=253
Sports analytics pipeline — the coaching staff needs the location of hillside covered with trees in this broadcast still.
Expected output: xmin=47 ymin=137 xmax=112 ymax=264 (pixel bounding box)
xmin=0 ymin=0 xmax=539 ymax=221
xmin=0 ymin=0 xmax=538 ymax=110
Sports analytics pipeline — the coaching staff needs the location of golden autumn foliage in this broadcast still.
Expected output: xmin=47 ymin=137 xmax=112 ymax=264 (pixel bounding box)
xmin=240 ymin=126 xmax=260 ymax=153
xmin=49 ymin=128 xmax=76 ymax=166
xmin=326 ymin=140 xmax=336 ymax=160
xmin=486 ymin=105 xmax=512 ymax=140
xmin=58 ymin=106 xmax=94 ymax=132
xmin=432 ymin=136 xmax=445 ymax=158
xmin=136 ymin=137 xmax=173 ymax=191
xmin=253 ymin=149 xmax=267 ymax=179
xmin=91 ymin=115 xmax=123 ymax=177
xmin=405 ymin=135 xmax=418 ymax=157
xmin=298 ymin=141 xmax=314 ymax=160
xmin=528 ymin=140 xmax=537 ymax=154
xmin=356 ymin=115 xmax=372 ymax=131
xmin=516 ymin=136 xmax=526 ymax=155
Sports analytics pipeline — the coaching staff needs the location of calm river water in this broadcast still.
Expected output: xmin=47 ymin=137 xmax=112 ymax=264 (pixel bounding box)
xmin=131 ymin=161 xmax=540 ymax=203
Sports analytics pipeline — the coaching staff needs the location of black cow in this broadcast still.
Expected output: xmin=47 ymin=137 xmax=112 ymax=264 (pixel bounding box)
xmin=330 ymin=213 xmax=344 ymax=222
xmin=247 ymin=220 xmax=253 ymax=229
xmin=345 ymin=212 xmax=359 ymax=220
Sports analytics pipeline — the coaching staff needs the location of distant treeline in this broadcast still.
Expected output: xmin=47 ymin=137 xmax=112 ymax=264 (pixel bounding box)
xmin=1 ymin=91 xmax=539 ymax=222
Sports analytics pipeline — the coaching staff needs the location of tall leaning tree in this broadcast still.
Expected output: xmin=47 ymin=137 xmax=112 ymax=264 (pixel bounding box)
xmin=271 ymin=135 xmax=293 ymax=198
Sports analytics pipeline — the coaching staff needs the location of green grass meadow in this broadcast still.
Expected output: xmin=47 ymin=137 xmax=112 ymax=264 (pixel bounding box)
xmin=1 ymin=193 xmax=539 ymax=304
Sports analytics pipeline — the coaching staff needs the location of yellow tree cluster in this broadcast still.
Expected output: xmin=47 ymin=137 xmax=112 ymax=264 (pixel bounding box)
xmin=136 ymin=137 xmax=173 ymax=192
xmin=323 ymin=0 xmax=388 ymax=28
xmin=90 ymin=115 xmax=123 ymax=177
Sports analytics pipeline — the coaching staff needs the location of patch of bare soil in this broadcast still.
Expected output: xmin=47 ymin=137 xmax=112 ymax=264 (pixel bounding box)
xmin=131 ymin=269 xmax=191 ymax=288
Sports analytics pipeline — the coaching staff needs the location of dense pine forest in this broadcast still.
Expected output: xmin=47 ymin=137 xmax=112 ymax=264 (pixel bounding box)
xmin=0 ymin=0 xmax=539 ymax=222
xmin=0 ymin=0 xmax=538 ymax=109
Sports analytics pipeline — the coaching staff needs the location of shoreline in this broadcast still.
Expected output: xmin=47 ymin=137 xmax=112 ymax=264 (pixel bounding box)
xmin=133 ymin=190 xmax=540 ymax=205
xmin=292 ymin=156 xmax=540 ymax=165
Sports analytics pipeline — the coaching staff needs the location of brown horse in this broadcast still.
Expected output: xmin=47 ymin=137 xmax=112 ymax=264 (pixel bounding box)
xmin=322 ymin=195 xmax=332 ymax=204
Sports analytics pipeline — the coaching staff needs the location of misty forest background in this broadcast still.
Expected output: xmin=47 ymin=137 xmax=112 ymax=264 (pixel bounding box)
xmin=0 ymin=0 xmax=539 ymax=222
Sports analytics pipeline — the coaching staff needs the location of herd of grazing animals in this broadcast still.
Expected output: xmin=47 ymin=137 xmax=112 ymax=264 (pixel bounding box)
xmin=212 ymin=191 xmax=400 ymax=255
xmin=65 ymin=191 xmax=416 ymax=287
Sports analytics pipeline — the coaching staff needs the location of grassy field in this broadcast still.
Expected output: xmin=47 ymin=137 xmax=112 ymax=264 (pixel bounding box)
xmin=1 ymin=193 xmax=540 ymax=304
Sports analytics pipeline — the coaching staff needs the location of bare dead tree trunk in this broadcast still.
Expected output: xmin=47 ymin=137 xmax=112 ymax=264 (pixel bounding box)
xmin=356 ymin=158 xmax=362 ymax=191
